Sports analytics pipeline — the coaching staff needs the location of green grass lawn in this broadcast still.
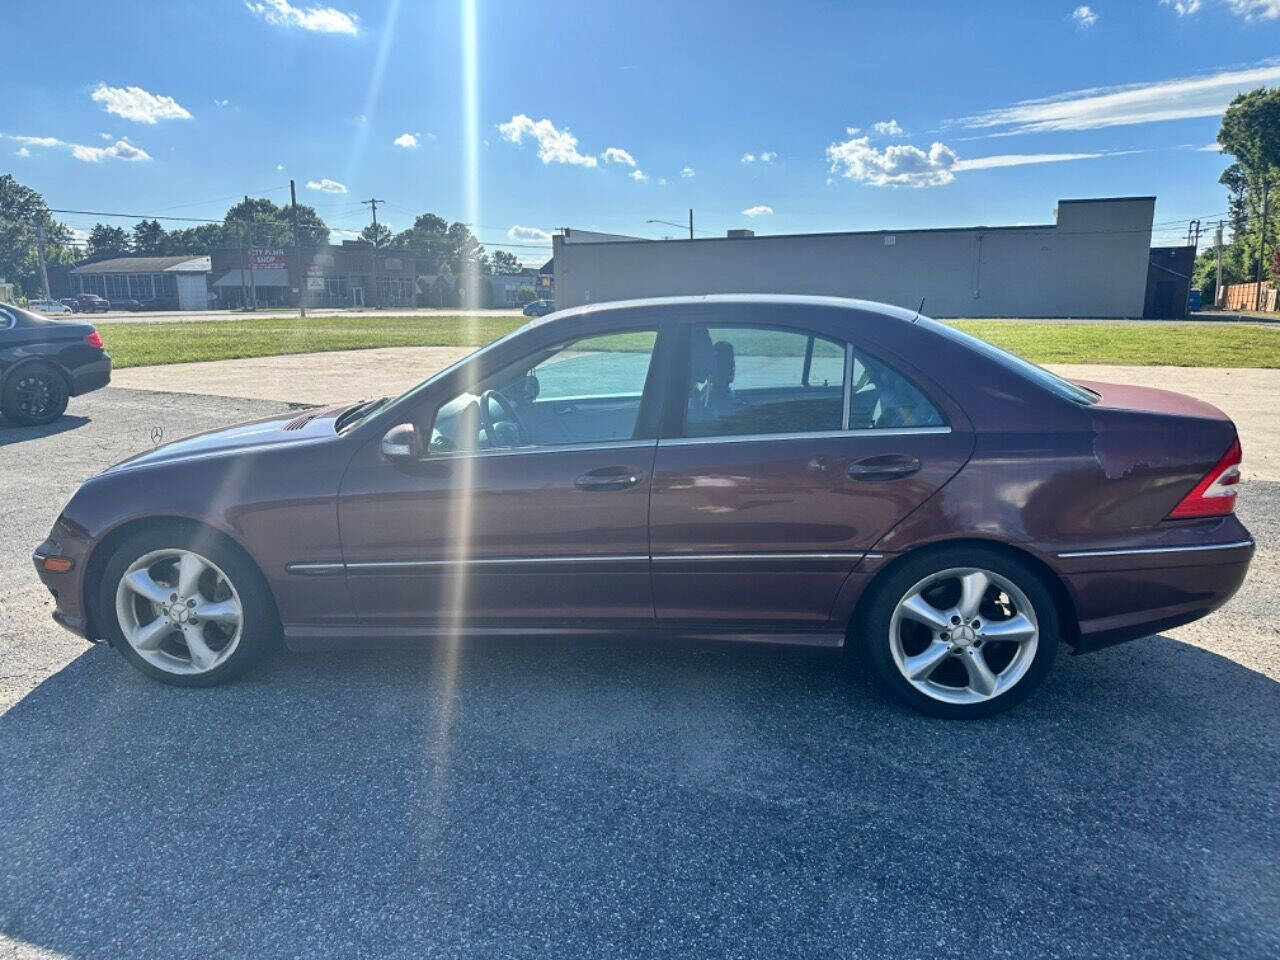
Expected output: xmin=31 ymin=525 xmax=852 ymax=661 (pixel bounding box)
xmin=101 ymin=314 xmax=1280 ymax=369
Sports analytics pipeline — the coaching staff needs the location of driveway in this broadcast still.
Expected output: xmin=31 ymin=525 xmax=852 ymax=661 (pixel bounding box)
xmin=0 ymin=388 xmax=1277 ymax=958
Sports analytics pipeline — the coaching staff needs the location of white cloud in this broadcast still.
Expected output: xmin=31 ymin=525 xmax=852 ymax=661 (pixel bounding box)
xmin=72 ymin=139 xmax=151 ymax=162
xmin=214 ymin=98 xmax=231 ymax=108
xmin=1159 ymin=1 xmax=1280 ymax=16
xmin=245 ymin=0 xmax=358 ymax=34
xmin=393 ymin=132 xmax=418 ymax=148
xmin=91 ymin=84 xmax=192 ymax=124
xmin=872 ymin=119 xmax=905 ymax=136
xmin=5 ymin=133 xmax=150 ymax=162
xmin=306 ymin=177 xmax=347 ymax=193
xmin=1196 ymin=142 xmax=1224 ymax=151
xmin=741 ymin=205 xmax=773 ymax=217
xmin=741 ymin=153 xmax=755 ymax=163
xmin=507 ymin=225 xmax=552 ymax=242
xmin=68 ymin=226 xmax=90 ymax=243
xmin=98 ymin=132 xmax=112 ymax=140
xmin=11 ymin=135 xmax=62 ymax=148
xmin=497 ymin=114 xmax=598 ymax=167
xmin=827 ymin=130 xmax=958 ymax=187
xmin=1071 ymin=5 xmax=1098 ymax=28
xmin=1224 ymin=0 xmax=1280 ymax=16
xmin=953 ymin=150 xmax=1127 ymax=171
xmin=601 ymin=146 xmax=637 ymax=166
xmin=276 ymin=162 xmax=285 ymax=170
xmin=630 ymin=169 xmax=649 ymax=182
xmin=658 ymin=177 xmax=668 ymax=186
xmin=960 ymin=61 xmax=1280 ymax=134
xmin=680 ymin=165 xmax=695 ymax=178
xmin=759 ymin=151 xmax=777 ymax=162
xmin=15 ymin=146 xmax=29 ymax=158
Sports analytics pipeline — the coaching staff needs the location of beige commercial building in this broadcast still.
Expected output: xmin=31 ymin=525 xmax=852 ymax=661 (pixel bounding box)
xmin=552 ymin=197 xmax=1156 ymax=318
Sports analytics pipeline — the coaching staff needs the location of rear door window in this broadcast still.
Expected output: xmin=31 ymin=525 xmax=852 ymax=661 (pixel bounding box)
xmin=683 ymin=325 xmax=846 ymax=438
xmin=679 ymin=322 xmax=945 ymax=439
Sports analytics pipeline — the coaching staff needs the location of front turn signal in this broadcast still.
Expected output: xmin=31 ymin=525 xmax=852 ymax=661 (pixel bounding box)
xmin=42 ymin=556 xmax=74 ymax=573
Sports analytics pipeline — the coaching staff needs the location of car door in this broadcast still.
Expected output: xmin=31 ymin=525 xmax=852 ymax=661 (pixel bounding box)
xmin=649 ymin=317 xmax=973 ymax=629
xmin=336 ymin=326 xmax=668 ymax=629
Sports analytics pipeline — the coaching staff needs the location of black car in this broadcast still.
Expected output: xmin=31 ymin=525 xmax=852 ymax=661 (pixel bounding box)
xmin=107 ymin=298 xmax=145 ymax=312
xmin=522 ymin=298 xmax=555 ymax=317
xmin=0 ymin=304 xmax=111 ymax=425
xmin=70 ymin=294 xmax=110 ymax=313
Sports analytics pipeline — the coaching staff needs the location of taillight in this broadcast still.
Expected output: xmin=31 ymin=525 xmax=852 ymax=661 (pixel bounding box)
xmin=84 ymin=330 xmax=103 ymax=349
xmin=1167 ymin=437 xmax=1242 ymax=519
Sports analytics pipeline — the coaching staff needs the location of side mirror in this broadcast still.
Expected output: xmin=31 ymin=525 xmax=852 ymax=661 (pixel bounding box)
xmin=381 ymin=423 xmax=422 ymax=461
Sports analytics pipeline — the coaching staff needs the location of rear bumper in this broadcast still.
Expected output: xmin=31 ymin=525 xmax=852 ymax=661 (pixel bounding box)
xmin=69 ymin=355 xmax=111 ymax=396
xmin=1057 ymin=533 xmax=1254 ymax=652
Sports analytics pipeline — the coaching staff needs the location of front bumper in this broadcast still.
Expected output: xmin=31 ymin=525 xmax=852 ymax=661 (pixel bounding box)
xmin=33 ymin=519 xmax=97 ymax=642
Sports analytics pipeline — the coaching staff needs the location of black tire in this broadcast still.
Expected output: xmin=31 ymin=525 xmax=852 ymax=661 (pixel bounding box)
xmin=854 ymin=544 xmax=1060 ymax=719
xmin=2 ymin=362 xmax=69 ymax=425
xmin=98 ymin=523 xmax=278 ymax=687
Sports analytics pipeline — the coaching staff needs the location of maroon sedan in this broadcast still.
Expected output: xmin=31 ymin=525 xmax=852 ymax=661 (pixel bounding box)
xmin=33 ymin=296 xmax=1253 ymax=717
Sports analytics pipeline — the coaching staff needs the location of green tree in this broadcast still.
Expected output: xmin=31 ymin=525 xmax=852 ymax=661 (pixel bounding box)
xmin=165 ymin=223 xmax=232 ymax=255
xmin=88 ymin=223 xmax=130 ymax=257
xmin=1217 ymin=88 xmax=1280 ymax=287
xmin=0 ymin=174 xmax=72 ymax=297
xmin=391 ymin=213 xmax=451 ymax=272
xmin=223 ymin=197 xmax=329 ymax=248
xmin=132 ymin=219 xmax=167 ymax=255
xmin=491 ymin=249 xmax=521 ymax=274
xmin=360 ymin=222 xmax=392 ymax=247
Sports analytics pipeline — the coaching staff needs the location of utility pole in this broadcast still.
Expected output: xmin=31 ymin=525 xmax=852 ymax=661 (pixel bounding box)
xmin=237 ymin=219 xmax=249 ymax=311
xmin=1215 ymin=220 xmax=1224 ymax=307
xmin=244 ymin=195 xmax=258 ymax=311
xmin=363 ymin=197 xmax=383 ymax=309
xmin=290 ymin=179 xmax=305 ymax=318
xmin=689 ymin=208 xmax=694 ymax=240
xmin=1256 ymin=181 xmax=1270 ymax=312
xmin=34 ymin=223 xmax=51 ymax=299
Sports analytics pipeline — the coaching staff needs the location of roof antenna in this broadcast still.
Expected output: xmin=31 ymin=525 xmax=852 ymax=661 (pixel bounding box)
xmin=912 ymin=297 xmax=925 ymax=323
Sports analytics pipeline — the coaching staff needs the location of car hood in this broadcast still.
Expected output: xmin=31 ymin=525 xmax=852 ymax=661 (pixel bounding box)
xmin=103 ymin=404 xmax=350 ymax=473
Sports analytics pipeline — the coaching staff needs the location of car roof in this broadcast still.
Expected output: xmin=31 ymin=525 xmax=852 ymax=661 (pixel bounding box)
xmin=547 ymin=294 xmax=922 ymax=324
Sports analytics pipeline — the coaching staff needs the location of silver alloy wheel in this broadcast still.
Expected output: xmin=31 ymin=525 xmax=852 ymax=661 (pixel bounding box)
xmin=114 ymin=549 xmax=244 ymax=675
xmin=888 ymin=566 xmax=1039 ymax=705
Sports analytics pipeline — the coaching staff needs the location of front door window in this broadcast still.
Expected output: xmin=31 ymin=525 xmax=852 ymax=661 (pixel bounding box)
xmin=429 ymin=330 xmax=659 ymax=453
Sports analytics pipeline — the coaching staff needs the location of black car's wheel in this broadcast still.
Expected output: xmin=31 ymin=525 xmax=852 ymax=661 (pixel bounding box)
xmin=1 ymin=362 xmax=69 ymax=425
xmin=855 ymin=545 xmax=1060 ymax=719
xmin=99 ymin=524 xmax=279 ymax=687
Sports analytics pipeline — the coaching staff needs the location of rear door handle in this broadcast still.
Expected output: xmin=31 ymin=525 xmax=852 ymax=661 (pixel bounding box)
xmin=574 ymin=466 xmax=645 ymax=492
xmin=847 ymin=455 xmax=921 ymax=481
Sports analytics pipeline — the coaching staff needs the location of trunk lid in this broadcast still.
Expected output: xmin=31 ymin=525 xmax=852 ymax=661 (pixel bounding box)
xmin=1079 ymin=380 xmax=1240 ymax=526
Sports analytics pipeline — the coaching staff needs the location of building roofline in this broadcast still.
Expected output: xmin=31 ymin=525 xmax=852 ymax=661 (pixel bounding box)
xmin=556 ymin=197 xmax=1159 ymax=250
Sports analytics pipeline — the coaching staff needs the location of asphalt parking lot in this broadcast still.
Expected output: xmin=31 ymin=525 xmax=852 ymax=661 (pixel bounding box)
xmin=2 ymin=387 xmax=1278 ymax=959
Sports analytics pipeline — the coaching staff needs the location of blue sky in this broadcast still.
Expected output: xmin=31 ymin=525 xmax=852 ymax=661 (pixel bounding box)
xmin=5 ymin=0 xmax=1280 ymax=263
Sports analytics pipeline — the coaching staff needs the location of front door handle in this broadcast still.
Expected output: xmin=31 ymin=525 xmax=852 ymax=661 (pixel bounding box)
xmin=574 ymin=466 xmax=645 ymax=492
xmin=847 ymin=455 xmax=921 ymax=481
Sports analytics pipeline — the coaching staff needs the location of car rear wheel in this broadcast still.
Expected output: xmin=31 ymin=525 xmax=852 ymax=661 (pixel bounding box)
xmin=1 ymin=362 xmax=69 ymax=425
xmin=857 ymin=546 xmax=1059 ymax=719
xmin=100 ymin=526 xmax=277 ymax=687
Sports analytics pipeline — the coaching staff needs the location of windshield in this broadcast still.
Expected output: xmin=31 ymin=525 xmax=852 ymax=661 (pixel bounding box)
xmin=923 ymin=318 xmax=1101 ymax=405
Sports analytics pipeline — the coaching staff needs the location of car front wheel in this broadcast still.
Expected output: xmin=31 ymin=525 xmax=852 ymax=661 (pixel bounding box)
xmin=100 ymin=525 xmax=277 ymax=686
xmin=857 ymin=546 xmax=1060 ymax=719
